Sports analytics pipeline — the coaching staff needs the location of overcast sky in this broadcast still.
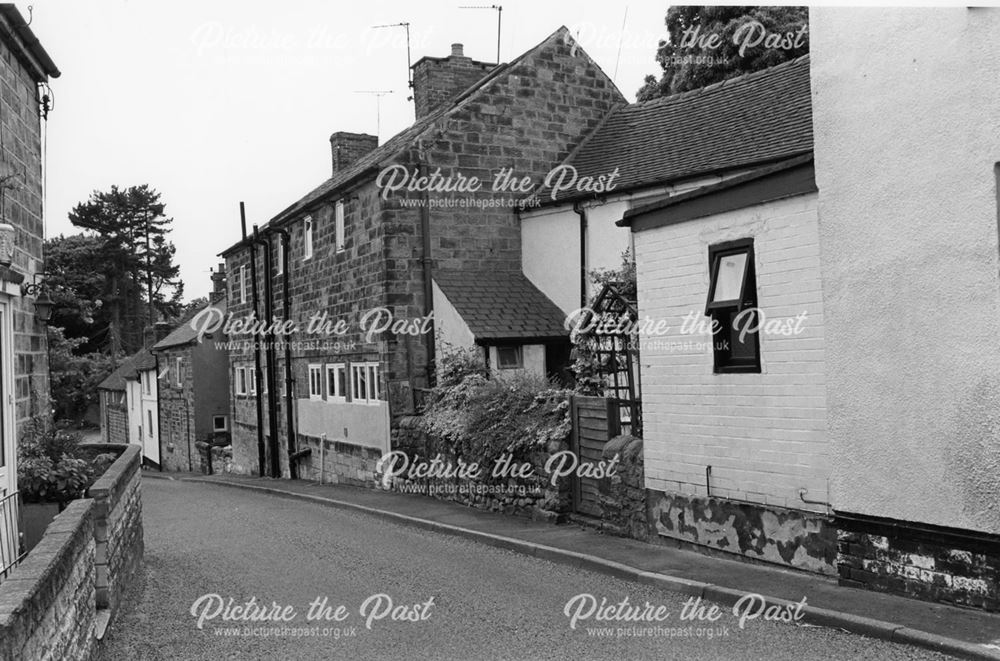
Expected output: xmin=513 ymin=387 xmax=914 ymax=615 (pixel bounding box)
xmin=22 ymin=1 xmax=668 ymax=300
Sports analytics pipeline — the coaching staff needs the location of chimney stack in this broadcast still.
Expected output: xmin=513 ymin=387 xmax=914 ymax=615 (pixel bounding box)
xmin=411 ymin=43 xmax=495 ymax=120
xmin=330 ymin=132 xmax=379 ymax=175
xmin=210 ymin=263 xmax=227 ymax=304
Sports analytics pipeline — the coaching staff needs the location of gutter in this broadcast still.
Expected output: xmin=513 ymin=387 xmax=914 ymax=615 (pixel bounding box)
xmin=574 ymin=202 xmax=588 ymax=308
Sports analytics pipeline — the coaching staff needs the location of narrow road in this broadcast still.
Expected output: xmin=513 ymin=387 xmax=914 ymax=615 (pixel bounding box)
xmin=98 ymin=479 xmax=951 ymax=661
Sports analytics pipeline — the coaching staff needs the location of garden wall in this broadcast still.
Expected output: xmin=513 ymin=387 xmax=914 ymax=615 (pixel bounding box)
xmin=0 ymin=444 xmax=144 ymax=660
xmin=388 ymin=416 xmax=572 ymax=522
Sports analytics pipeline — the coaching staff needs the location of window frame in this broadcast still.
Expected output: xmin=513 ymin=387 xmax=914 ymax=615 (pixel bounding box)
xmin=213 ymin=415 xmax=228 ymax=432
xmin=240 ymin=264 xmax=248 ymax=304
xmin=235 ymin=365 xmax=248 ymax=396
xmin=175 ymin=357 xmax=183 ymax=387
xmin=335 ymin=200 xmax=345 ymax=253
xmin=705 ymin=238 xmax=761 ymax=374
xmin=276 ymin=234 xmax=284 ymax=275
xmin=303 ymin=216 xmax=314 ymax=260
xmin=325 ymin=363 xmax=346 ymax=402
xmin=308 ymin=364 xmax=323 ymax=400
xmin=497 ymin=345 xmax=524 ymax=370
xmin=350 ymin=362 xmax=380 ymax=405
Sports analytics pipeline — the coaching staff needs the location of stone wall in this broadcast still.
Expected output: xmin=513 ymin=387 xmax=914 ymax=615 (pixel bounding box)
xmin=298 ymin=434 xmax=381 ymax=487
xmin=99 ymin=392 xmax=128 ymax=445
xmin=387 ymin=416 xmax=571 ymax=522
xmin=598 ymin=435 xmax=648 ymax=541
xmin=0 ymin=499 xmax=97 ymax=661
xmin=156 ymin=345 xmax=195 ymax=472
xmin=85 ymin=444 xmax=143 ymax=615
xmin=837 ymin=518 xmax=1000 ymax=612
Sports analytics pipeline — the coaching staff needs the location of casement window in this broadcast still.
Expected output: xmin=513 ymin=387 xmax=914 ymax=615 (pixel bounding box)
xmin=175 ymin=357 xmax=183 ymax=387
xmin=705 ymin=238 xmax=760 ymax=373
xmin=326 ymin=363 xmax=346 ymax=402
xmin=146 ymin=410 xmax=153 ymax=437
xmin=497 ymin=345 xmax=523 ymax=370
xmin=249 ymin=367 xmax=258 ymax=396
xmin=276 ymin=234 xmax=284 ymax=275
xmin=213 ymin=415 xmax=228 ymax=432
xmin=231 ymin=266 xmax=240 ymax=304
xmin=351 ymin=362 xmax=380 ymax=404
xmin=335 ymin=201 xmax=345 ymax=253
xmin=308 ymin=364 xmax=323 ymax=400
xmin=303 ymin=216 xmax=313 ymax=260
xmin=143 ymin=371 xmax=152 ymax=395
xmin=235 ymin=365 xmax=248 ymax=396
xmin=240 ymin=265 xmax=248 ymax=304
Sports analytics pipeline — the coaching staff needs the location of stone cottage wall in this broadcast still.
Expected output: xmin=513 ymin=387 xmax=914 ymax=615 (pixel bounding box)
xmin=156 ymin=345 xmax=196 ymax=472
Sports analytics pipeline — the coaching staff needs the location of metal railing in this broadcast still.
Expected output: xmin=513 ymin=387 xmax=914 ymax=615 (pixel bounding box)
xmin=0 ymin=490 xmax=25 ymax=582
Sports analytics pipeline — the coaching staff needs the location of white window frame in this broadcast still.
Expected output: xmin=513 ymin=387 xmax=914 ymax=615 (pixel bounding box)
xmin=175 ymin=357 xmax=183 ymax=387
xmin=249 ymin=366 xmax=258 ymax=395
xmin=276 ymin=234 xmax=284 ymax=275
xmin=213 ymin=415 xmax=228 ymax=432
xmin=335 ymin=201 xmax=345 ymax=253
xmin=351 ymin=362 xmax=380 ymax=405
xmin=303 ymin=216 xmax=313 ymax=260
xmin=325 ymin=363 xmax=346 ymax=402
xmin=240 ymin=264 xmax=248 ymax=304
xmin=308 ymin=364 xmax=323 ymax=400
xmin=235 ymin=365 xmax=248 ymax=396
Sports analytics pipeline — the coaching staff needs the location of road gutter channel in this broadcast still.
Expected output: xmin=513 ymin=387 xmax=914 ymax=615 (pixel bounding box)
xmin=159 ymin=474 xmax=999 ymax=661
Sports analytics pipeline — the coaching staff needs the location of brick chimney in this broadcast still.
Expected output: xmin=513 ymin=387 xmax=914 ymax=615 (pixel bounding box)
xmin=330 ymin=132 xmax=379 ymax=174
xmin=209 ymin=263 xmax=227 ymax=304
xmin=411 ymin=43 xmax=495 ymax=120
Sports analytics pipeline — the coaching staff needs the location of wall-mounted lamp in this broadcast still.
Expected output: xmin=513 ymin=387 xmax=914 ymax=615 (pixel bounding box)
xmin=21 ymin=275 xmax=53 ymax=323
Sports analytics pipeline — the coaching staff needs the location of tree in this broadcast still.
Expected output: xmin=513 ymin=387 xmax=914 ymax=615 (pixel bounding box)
xmin=44 ymin=234 xmax=110 ymax=354
xmin=637 ymin=6 xmax=809 ymax=101
xmin=68 ymin=185 xmax=184 ymax=353
xmin=47 ymin=326 xmax=118 ymax=424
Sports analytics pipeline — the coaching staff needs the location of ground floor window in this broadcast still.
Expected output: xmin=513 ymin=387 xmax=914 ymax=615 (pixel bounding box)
xmin=705 ymin=238 xmax=760 ymax=373
xmin=351 ymin=362 xmax=379 ymax=404
xmin=213 ymin=415 xmax=228 ymax=432
xmin=326 ymin=364 xmax=346 ymax=402
xmin=308 ymin=364 xmax=323 ymax=400
xmin=497 ymin=345 xmax=523 ymax=370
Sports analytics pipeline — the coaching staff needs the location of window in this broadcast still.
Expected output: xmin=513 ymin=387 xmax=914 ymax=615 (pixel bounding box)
xmin=497 ymin=345 xmax=523 ymax=370
xmin=175 ymin=357 xmax=183 ymax=387
xmin=235 ymin=365 xmax=248 ymax=395
xmin=705 ymin=239 xmax=760 ymax=373
xmin=335 ymin=201 xmax=345 ymax=252
xmin=146 ymin=410 xmax=153 ymax=437
xmin=240 ymin=265 xmax=249 ymax=304
xmin=231 ymin=266 xmax=240 ymax=304
xmin=143 ymin=371 xmax=152 ymax=395
xmin=213 ymin=415 xmax=228 ymax=432
xmin=308 ymin=364 xmax=323 ymax=400
xmin=303 ymin=216 xmax=313 ymax=260
xmin=326 ymin=363 xmax=346 ymax=402
xmin=351 ymin=362 xmax=380 ymax=404
xmin=249 ymin=367 xmax=258 ymax=395
xmin=276 ymin=234 xmax=284 ymax=275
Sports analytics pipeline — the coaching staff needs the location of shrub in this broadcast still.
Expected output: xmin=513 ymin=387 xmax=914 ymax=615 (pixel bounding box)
xmin=17 ymin=418 xmax=94 ymax=504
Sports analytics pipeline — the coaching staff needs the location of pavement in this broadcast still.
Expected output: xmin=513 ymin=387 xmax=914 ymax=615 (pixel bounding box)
xmin=143 ymin=470 xmax=1000 ymax=660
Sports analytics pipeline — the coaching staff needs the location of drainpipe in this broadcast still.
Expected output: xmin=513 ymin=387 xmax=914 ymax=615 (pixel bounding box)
xmin=255 ymin=227 xmax=281 ymax=478
xmin=417 ymin=147 xmax=436 ymax=388
xmin=269 ymin=227 xmax=298 ymax=480
xmin=574 ymin=202 xmax=588 ymax=307
xmin=241 ymin=204 xmax=266 ymax=477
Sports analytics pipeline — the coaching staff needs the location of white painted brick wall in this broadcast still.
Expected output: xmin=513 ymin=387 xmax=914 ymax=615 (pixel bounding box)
xmin=635 ymin=192 xmax=829 ymax=511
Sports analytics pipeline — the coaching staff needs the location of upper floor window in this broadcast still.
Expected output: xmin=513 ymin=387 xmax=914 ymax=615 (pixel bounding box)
xmin=335 ymin=201 xmax=345 ymax=253
xmin=240 ymin=264 xmax=248 ymax=304
xmin=175 ymin=357 xmax=183 ymax=387
xmin=303 ymin=216 xmax=314 ymax=260
xmin=705 ymin=238 xmax=760 ymax=373
xmin=235 ymin=365 xmax=248 ymax=396
xmin=276 ymin=234 xmax=284 ymax=275
xmin=351 ymin=362 xmax=380 ymax=404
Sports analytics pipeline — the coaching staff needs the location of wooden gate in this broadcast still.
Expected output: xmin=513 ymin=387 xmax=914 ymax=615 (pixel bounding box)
xmin=569 ymin=395 xmax=621 ymax=518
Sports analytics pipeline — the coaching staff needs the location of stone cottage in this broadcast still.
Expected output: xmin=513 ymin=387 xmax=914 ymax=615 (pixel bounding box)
xmin=97 ymin=348 xmax=159 ymax=466
xmin=0 ymin=3 xmax=59 ymax=566
xmin=219 ymin=27 xmax=624 ymax=481
xmin=152 ymin=268 xmax=231 ymax=473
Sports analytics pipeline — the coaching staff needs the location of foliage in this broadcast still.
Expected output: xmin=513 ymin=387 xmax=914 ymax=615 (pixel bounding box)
xmin=66 ymin=184 xmax=184 ymax=354
xmin=421 ymin=350 xmax=572 ymax=470
xmin=17 ymin=418 xmax=94 ymax=504
xmin=637 ymin=6 xmax=809 ymax=100
xmin=48 ymin=326 xmax=118 ymax=424
xmin=571 ymin=249 xmax=638 ymax=395
xmin=44 ymin=234 xmax=108 ymax=352
xmin=434 ymin=343 xmax=488 ymax=389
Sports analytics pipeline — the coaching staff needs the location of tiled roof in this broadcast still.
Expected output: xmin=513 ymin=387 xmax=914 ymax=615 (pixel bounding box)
xmin=540 ymin=55 xmax=813 ymax=204
xmin=153 ymin=300 xmax=227 ymax=350
xmin=434 ymin=270 xmax=568 ymax=342
xmin=97 ymin=348 xmax=156 ymax=391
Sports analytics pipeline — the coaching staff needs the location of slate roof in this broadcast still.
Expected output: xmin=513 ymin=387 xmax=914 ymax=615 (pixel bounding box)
xmin=539 ymin=55 xmax=813 ymax=204
xmin=153 ymin=300 xmax=227 ymax=351
xmin=97 ymin=348 xmax=156 ymax=391
xmin=433 ymin=270 xmax=568 ymax=342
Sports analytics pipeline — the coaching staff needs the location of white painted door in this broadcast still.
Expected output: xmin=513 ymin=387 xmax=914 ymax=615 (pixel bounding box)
xmin=0 ymin=301 xmax=21 ymax=575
